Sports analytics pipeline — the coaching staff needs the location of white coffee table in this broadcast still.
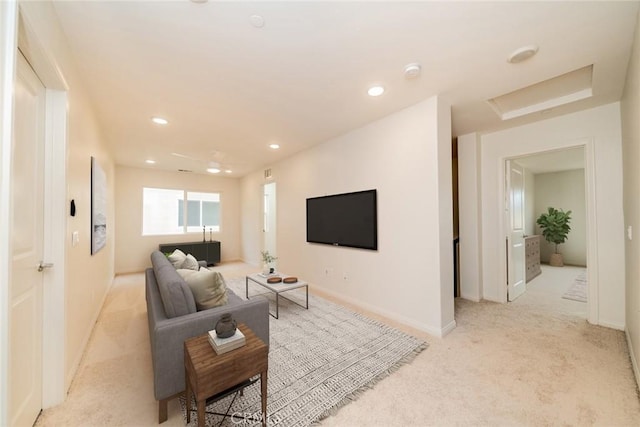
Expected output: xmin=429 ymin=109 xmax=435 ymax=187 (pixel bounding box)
xmin=245 ymin=273 xmax=309 ymax=319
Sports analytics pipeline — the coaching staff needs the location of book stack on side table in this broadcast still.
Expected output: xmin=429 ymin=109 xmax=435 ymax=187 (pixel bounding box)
xmin=208 ymin=329 xmax=246 ymax=355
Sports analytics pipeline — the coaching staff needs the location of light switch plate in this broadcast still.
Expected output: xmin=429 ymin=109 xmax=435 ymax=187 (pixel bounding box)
xmin=72 ymin=231 xmax=79 ymax=247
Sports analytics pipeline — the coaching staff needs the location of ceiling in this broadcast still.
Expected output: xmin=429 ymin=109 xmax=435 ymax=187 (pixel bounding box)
xmin=51 ymin=1 xmax=639 ymax=177
xmin=515 ymin=147 xmax=585 ymax=175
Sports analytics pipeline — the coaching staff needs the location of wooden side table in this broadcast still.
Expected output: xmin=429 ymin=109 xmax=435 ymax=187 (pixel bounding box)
xmin=184 ymin=324 xmax=268 ymax=427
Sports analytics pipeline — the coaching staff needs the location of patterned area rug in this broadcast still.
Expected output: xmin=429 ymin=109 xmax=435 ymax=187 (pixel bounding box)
xmin=181 ymin=277 xmax=427 ymax=426
xmin=562 ymin=271 xmax=587 ymax=302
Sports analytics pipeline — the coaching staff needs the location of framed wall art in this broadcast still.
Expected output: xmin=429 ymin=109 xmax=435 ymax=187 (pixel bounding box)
xmin=91 ymin=156 xmax=107 ymax=254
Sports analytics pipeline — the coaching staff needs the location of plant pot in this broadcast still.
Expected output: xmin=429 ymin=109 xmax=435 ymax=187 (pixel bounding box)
xmin=549 ymin=253 xmax=564 ymax=267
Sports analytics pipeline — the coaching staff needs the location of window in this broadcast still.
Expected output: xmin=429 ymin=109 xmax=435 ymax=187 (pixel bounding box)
xmin=143 ymin=188 xmax=221 ymax=236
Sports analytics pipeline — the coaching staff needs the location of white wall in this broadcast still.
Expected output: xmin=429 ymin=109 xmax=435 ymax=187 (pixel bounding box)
xmin=241 ymin=96 xmax=455 ymax=337
xmin=460 ymin=102 xmax=625 ymax=329
xmin=458 ymin=133 xmax=482 ymax=301
xmin=114 ymin=166 xmax=242 ymax=273
xmin=534 ymin=169 xmax=587 ymax=266
xmin=621 ymin=7 xmax=640 ymax=391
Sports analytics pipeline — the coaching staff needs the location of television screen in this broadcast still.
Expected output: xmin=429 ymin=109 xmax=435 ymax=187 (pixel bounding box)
xmin=306 ymin=189 xmax=377 ymax=250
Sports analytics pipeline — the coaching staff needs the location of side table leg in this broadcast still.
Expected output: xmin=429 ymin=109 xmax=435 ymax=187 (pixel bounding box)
xmin=261 ymin=370 xmax=268 ymax=427
xmin=246 ymin=276 xmax=249 ymax=299
xmin=185 ymin=368 xmax=191 ymax=423
xmin=197 ymin=398 xmax=205 ymax=427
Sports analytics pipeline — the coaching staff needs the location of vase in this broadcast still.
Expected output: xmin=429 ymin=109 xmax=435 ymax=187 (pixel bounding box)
xmin=215 ymin=313 xmax=237 ymax=338
xmin=263 ymin=263 xmax=271 ymax=275
xmin=549 ymin=253 xmax=564 ymax=267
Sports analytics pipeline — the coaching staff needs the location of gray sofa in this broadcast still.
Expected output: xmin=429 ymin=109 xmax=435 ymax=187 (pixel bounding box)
xmin=145 ymin=250 xmax=269 ymax=423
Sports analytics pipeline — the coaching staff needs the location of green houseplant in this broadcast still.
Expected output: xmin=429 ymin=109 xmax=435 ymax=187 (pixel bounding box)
xmin=260 ymin=250 xmax=277 ymax=274
xmin=536 ymin=207 xmax=572 ymax=267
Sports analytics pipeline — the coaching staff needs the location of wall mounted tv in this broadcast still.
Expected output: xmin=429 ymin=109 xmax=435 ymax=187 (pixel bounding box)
xmin=306 ymin=189 xmax=377 ymax=251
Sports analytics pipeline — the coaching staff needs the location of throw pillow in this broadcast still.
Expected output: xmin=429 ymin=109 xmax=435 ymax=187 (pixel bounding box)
xmin=176 ymin=268 xmax=228 ymax=310
xmin=181 ymin=253 xmax=199 ymax=271
xmin=167 ymin=249 xmax=187 ymax=269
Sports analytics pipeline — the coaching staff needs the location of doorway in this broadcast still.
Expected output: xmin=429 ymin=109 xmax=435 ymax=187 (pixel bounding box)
xmin=504 ymin=146 xmax=588 ymax=317
xmin=263 ymin=182 xmax=277 ymax=266
xmin=0 ymin=8 xmax=69 ymax=425
xmin=10 ymin=50 xmax=46 ymax=427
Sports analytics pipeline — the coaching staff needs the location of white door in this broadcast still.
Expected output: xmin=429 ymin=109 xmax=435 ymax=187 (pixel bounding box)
xmin=507 ymin=160 xmax=526 ymax=301
xmin=10 ymin=52 xmax=46 ymax=427
xmin=263 ymin=182 xmax=277 ymax=265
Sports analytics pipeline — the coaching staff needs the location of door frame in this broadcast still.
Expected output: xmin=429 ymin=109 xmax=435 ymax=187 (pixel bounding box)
xmin=1 ymin=4 xmax=69 ymax=423
xmin=505 ymin=160 xmax=527 ymax=301
xmin=499 ymin=140 xmax=597 ymax=324
xmin=263 ymin=181 xmax=277 ymax=265
xmin=0 ymin=2 xmax=19 ymax=423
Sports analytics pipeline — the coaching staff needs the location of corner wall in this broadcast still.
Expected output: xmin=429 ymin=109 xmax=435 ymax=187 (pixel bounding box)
xmin=114 ymin=166 xmax=242 ymax=273
xmin=241 ymin=96 xmax=455 ymax=336
xmin=621 ymin=8 xmax=640 ymax=388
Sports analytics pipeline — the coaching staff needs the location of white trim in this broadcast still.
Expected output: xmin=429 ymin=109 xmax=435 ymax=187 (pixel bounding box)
xmin=584 ymin=141 xmax=599 ymax=325
xmin=626 ymin=328 xmax=640 ymax=388
xmin=0 ymin=2 xmax=18 ymax=425
xmin=499 ymin=140 xmax=597 ymax=320
xmin=41 ymin=89 xmax=67 ymax=408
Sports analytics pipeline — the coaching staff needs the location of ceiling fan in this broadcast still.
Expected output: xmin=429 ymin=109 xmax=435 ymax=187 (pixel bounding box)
xmin=171 ymin=150 xmax=229 ymax=173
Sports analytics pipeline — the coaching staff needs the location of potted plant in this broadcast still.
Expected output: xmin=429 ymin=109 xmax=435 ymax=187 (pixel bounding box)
xmin=260 ymin=250 xmax=278 ymax=274
xmin=536 ymin=207 xmax=572 ymax=267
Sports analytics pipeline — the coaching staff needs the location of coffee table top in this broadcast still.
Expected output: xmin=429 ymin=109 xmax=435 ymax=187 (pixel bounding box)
xmin=247 ymin=273 xmax=308 ymax=292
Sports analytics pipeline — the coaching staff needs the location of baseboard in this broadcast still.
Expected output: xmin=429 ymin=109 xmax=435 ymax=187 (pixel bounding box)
xmin=625 ymin=328 xmax=640 ymax=390
xmin=598 ymin=319 xmax=625 ymax=331
xmin=459 ymin=292 xmax=481 ymax=302
xmin=311 ymin=285 xmax=455 ymax=338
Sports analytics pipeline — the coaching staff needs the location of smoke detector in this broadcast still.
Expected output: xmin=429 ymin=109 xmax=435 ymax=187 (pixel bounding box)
xmin=404 ymin=63 xmax=421 ymax=79
xmin=507 ymin=45 xmax=539 ymax=64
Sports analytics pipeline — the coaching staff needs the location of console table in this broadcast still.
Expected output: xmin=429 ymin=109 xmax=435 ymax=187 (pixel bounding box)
xmin=158 ymin=241 xmax=220 ymax=265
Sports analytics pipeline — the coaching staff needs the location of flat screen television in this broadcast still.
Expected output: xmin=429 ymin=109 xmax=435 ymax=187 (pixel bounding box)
xmin=306 ymin=189 xmax=377 ymax=250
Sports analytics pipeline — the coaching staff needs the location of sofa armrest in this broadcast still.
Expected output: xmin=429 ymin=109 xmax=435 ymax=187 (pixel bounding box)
xmin=150 ymin=296 xmax=269 ymax=401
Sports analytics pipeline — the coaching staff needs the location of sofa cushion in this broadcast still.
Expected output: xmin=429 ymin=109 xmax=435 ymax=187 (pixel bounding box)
xmin=167 ymin=249 xmax=187 ymax=268
xmin=181 ymin=253 xmax=200 ymax=271
xmin=151 ymin=251 xmax=197 ymax=318
xmin=177 ymin=268 xmax=228 ymax=310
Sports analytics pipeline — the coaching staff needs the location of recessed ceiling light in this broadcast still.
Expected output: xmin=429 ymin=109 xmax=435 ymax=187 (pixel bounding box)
xmin=151 ymin=116 xmax=168 ymax=125
xmin=225 ymin=169 xmax=232 ymax=174
xmin=367 ymin=85 xmax=385 ymax=97
xmin=145 ymin=159 xmax=156 ymax=164
xmin=269 ymin=144 xmax=280 ymax=149
xmin=207 ymin=168 xmax=221 ymax=174
xmin=507 ymin=45 xmax=539 ymax=64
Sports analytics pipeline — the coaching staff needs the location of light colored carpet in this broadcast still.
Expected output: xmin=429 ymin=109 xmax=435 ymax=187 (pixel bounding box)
xmin=180 ymin=277 xmax=427 ymax=426
xmin=562 ymin=271 xmax=587 ymax=302
xmin=34 ymin=263 xmax=640 ymax=426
